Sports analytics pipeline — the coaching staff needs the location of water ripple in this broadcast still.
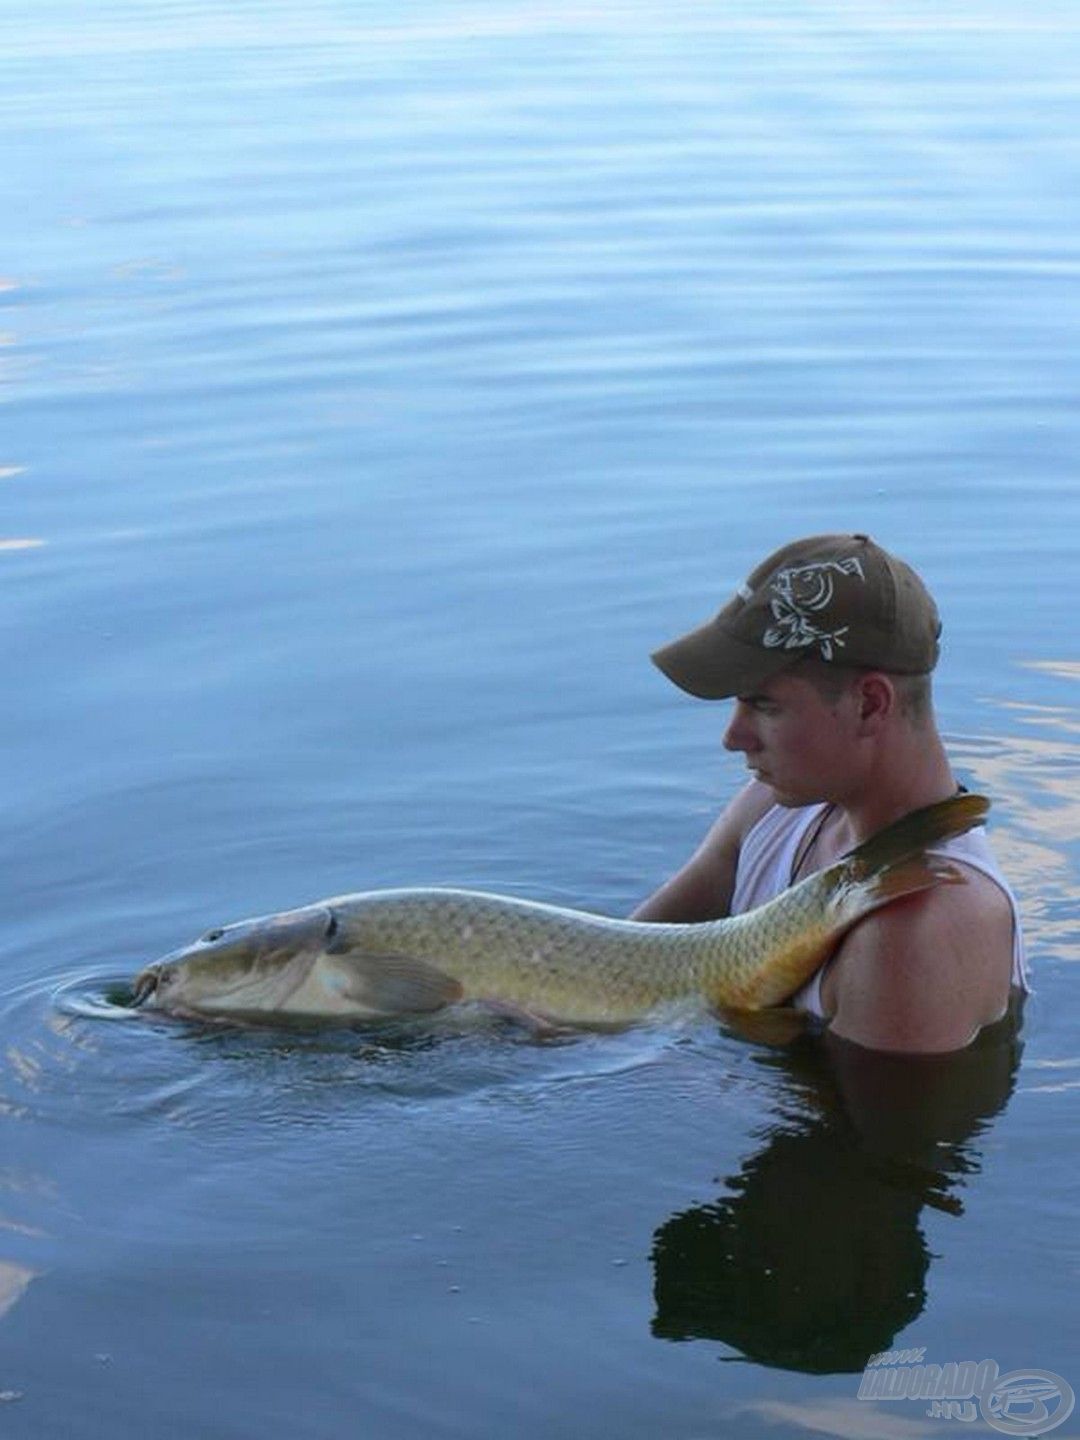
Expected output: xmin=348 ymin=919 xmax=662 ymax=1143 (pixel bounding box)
xmin=0 ymin=963 xmax=727 ymax=1142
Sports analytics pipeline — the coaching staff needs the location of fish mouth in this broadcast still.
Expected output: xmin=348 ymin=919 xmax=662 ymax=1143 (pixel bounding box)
xmin=131 ymin=966 xmax=160 ymax=1007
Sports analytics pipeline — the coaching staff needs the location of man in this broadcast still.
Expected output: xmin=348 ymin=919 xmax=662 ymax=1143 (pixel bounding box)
xmin=633 ymin=533 xmax=1027 ymax=1054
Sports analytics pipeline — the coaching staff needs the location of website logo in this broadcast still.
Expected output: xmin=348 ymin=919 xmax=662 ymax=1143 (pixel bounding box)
xmin=857 ymin=1350 xmax=1073 ymax=1436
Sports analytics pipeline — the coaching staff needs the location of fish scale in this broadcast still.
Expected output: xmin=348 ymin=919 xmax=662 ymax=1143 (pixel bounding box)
xmin=322 ymin=871 xmax=864 ymax=1019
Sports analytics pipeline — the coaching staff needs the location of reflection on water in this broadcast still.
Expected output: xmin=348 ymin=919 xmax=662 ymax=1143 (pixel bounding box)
xmin=651 ymin=1008 xmax=1023 ymax=1374
xmin=0 ymin=1262 xmax=38 ymax=1323
xmin=950 ymin=695 xmax=1080 ymax=961
xmin=1023 ymin=661 xmax=1080 ymax=685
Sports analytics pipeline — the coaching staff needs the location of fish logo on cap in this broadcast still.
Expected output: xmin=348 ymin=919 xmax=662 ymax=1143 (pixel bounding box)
xmin=761 ymin=556 xmax=866 ymax=661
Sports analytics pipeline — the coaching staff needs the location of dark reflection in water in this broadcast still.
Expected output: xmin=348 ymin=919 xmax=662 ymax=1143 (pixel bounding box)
xmin=650 ymin=1001 xmax=1024 ymax=1375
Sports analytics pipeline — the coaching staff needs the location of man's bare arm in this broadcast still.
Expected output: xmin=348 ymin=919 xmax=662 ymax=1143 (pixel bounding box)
xmin=631 ymin=780 xmax=775 ymax=922
xmin=824 ymin=868 xmax=1016 ymax=1054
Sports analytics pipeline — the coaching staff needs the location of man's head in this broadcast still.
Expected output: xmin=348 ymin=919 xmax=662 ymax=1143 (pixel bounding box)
xmin=651 ymin=533 xmax=941 ymax=702
xmin=717 ymin=662 xmax=933 ymax=807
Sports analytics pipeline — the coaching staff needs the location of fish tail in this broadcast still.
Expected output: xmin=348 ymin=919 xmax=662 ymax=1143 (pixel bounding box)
xmin=839 ymin=853 xmax=967 ymax=919
xmin=841 ymin=792 xmax=988 ymax=879
xmin=827 ymin=791 xmax=988 ymax=925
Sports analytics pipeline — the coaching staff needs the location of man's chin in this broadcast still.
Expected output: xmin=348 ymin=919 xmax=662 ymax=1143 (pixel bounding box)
xmin=763 ymin=782 xmax=823 ymax=810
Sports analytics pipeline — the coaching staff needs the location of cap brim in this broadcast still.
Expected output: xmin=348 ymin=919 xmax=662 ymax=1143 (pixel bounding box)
xmin=651 ymin=620 xmax=795 ymax=700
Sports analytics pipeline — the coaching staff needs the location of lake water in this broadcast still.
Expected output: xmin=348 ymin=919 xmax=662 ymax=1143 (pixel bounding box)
xmin=3 ymin=2 xmax=1079 ymax=1435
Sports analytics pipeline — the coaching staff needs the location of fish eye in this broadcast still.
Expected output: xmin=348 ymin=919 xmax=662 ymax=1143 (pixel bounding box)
xmin=203 ymin=927 xmax=226 ymax=943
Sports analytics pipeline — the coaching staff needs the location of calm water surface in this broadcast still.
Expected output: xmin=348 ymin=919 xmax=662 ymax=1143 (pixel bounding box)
xmin=3 ymin=3 xmax=1079 ymax=1435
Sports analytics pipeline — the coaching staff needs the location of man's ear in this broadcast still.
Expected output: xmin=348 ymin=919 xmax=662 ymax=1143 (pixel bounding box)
xmin=854 ymin=672 xmax=895 ymax=734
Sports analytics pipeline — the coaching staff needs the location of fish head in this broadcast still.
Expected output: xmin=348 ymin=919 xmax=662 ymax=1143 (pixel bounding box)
xmin=132 ymin=903 xmax=339 ymax=1014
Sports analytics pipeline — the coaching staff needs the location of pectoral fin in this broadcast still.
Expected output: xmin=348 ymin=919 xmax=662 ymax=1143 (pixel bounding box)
xmin=325 ymin=952 xmax=464 ymax=1016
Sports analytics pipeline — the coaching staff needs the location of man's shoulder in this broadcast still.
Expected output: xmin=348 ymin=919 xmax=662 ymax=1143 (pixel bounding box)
xmin=690 ymin=779 xmax=781 ymax=869
xmin=725 ymin=779 xmax=781 ymax=844
xmin=630 ymin=781 xmax=778 ymax=923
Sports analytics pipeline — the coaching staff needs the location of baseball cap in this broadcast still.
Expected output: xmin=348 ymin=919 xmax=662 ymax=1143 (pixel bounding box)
xmin=651 ymin=533 xmax=941 ymax=700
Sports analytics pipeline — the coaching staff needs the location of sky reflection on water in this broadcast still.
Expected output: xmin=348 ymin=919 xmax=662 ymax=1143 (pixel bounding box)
xmin=2 ymin=2 xmax=1079 ymax=1435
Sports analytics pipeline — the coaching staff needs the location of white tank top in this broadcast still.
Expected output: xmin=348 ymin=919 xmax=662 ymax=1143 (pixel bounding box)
xmin=730 ymin=803 xmax=1029 ymax=1018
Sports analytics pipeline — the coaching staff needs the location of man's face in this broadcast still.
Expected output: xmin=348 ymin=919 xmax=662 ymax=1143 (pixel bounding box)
xmin=722 ymin=670 xmax=860 ymax=808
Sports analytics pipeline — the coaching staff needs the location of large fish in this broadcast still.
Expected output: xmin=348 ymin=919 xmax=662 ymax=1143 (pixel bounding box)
xmin=132 ymin=793 xmax=988 ymax=1027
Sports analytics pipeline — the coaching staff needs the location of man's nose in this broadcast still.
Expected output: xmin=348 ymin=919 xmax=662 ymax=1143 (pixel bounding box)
xmin=723 ymin=702 xmax=759 ymax=753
